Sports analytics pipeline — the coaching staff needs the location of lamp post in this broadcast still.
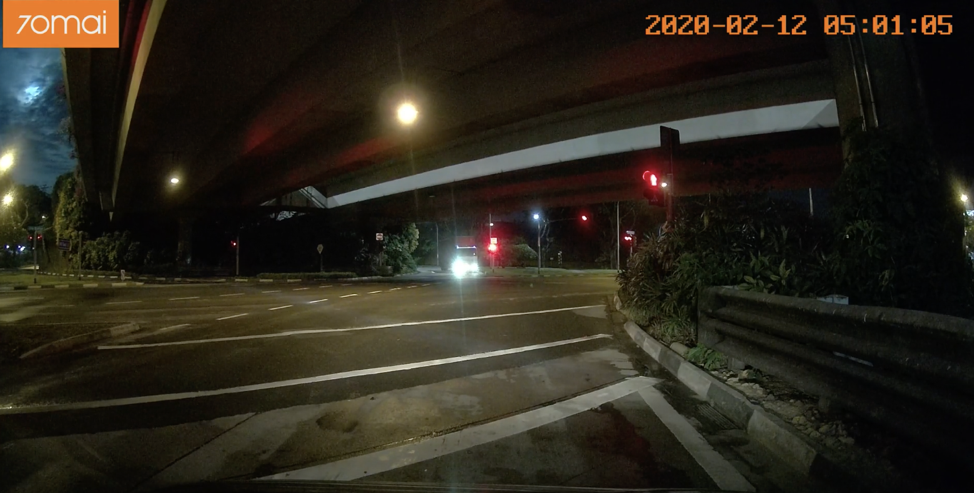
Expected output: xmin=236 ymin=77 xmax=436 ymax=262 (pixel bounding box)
xmin=533 ymin=213 xmax=541 ymax=275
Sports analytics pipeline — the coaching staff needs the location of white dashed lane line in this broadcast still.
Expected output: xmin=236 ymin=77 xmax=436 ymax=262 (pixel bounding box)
xmin=293 ymin=287 xmax=309 ymax=291
xmin=308 ymin=299 xmax=328 ymax=304
xmin=158 ymin=324 xmax=190 ymax=333
xmin=368 ymin=291 xmax=382 ymax=294
xmin=217 ymin=313 xmax=248 ymax=321
xmin=106 ymin=301 xmax=142 ymax=305
xmin=268 ymin=305 xmax=292 ymax=311
xmin=406 ymin=285 xmax=418 ymax=289
xmin=220 ymin=293 xmax=245 ymax=297
xmin=421 ymin=283 xmax=430 ymax=286
xmin=319 ymin=285 xmax=332 ymax=288
xmin=388 ymin=287 xmax=401 ymax=291
xmin=340 ymin=294 xmax=358 ymax=298
xmin=169 ymin=296 xmax=199 ymax=301
xmin=262 ymin=290 xmax=281 ymax=294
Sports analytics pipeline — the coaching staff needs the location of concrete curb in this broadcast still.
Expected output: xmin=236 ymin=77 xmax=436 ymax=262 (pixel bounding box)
xmin=610 ymin=295 xmax=864 ymax=488
xmin=19 ymin=323 xmax=141 ymax=359
xmin=0 ymin=282 xmax=144 ymax=291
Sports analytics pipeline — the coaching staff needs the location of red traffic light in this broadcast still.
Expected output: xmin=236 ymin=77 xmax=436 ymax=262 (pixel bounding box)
xmin=642 ymin=171 xmax=658 ymax=187
xmin=231 ymin=241 xmax=238 ymax=248
xmin=581 ymin=215 xmax=588 ymax=221
xmin=487 ymin=243 xmax=498 ymax=253
xmin=624 ymin=235 xmax=632 ymax=241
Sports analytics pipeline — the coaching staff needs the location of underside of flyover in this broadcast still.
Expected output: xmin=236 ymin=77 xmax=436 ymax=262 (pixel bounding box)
xmin=64 ymin=0 xmax=861 ymax=222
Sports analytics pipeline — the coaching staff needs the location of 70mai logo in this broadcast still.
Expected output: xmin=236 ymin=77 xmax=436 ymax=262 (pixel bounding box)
xmin=3 ymin=0 xmax=119 ymax=48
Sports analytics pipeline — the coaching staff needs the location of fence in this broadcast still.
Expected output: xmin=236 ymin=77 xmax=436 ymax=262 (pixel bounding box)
xmin=697 ymin=286 xmax=974 ymax=467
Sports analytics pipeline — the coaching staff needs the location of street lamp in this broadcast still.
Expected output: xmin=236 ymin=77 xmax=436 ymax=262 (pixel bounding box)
xmin=961 ymin=193 xmax=968 ymax=204
xmin=2 ymin=193 xmax=12 ymax=206
xmin=0 ymin=152 xmax=14 ymax=172
xmin=397 ymin=101 xmax=418 ymax=125
xmin=169 ymin=176 xmax=180 ymax=185
xmin=533 ymin=213 xmax=541 ymax=275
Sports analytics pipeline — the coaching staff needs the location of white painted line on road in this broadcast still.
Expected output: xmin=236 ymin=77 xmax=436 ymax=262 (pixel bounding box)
xmin=83 ymin=283 xmax=98 ymax=288
xmin=368 ymin=290 xmax=382 ymax=294
xmin=3 ymin=334 xmax=611 ymax=414
xmin=261 ymin=290 xmax=281 ymax=294
xmin=406 ymin=285 xmax=418 ymax=288
xmin=638 ymin=387 xmax=755 ymax=491
xmin=268 ymin=305 xmax=293 ymax=311
xmin=157 ymin=323 xmax=190 ymax=333
xmin=220 ymin=293 xmax=245 ymax=297
xmin=319 ymin=285 xmax=333 ymax=288
xmin=420 ymin=283 xmax=430 ymax=286
xmin=112 ymin=283 xmax=127 ymax=287
xmin=308 ymin=299 xmax=328 ymax=304
xmin=293 ymin=287 xmax=309 ymax=291
xmin=98 ymin=305 xmax=605 ymax=349
xmin=340 ymin=294 xmax=358 ymax=298
xmin=217 ymin=313 xmax=248 ymax=321
xmin=286 ymin=279 xmax=302 ymax=283
xmin=262 ymin=375 xmax=657 ymax=481
xmin=388 ymin=287 xmax=401 ymax=291
xmin=169 ymin=296 xmax=200 ymax=301
xmin=105 ymin=300 xmax=142 ymax=305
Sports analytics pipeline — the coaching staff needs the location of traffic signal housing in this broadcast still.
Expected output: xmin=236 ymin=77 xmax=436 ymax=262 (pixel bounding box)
xmin=642 ymin=170 xmax=664 ymax=207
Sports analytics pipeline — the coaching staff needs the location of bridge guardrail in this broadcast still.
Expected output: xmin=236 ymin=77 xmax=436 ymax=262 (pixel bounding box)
xmin=697 ymin=286 xmax=974 ymax=467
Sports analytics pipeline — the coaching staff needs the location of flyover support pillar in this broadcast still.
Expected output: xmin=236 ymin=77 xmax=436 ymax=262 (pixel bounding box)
xmin=816 ymin=0 xmax=931 ymax=153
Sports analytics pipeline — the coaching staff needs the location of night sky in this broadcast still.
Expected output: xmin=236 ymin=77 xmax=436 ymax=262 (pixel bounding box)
xmin=0 ymin=29 xmax=75 ymax=191
xmin=0 ymin=1 xmax=969 ymax=191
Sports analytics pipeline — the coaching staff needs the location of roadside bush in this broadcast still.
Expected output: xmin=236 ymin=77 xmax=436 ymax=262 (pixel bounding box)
xmin=502 ymin=243 xmax=538 ymax=267
xmin=827 ymin=126 xmax=973 ymax=316
xmin=79 ymin=231 xmax=142 ymax=271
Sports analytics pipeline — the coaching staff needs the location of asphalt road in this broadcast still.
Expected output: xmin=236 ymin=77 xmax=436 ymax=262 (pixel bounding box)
xmin=0 ymin=274 xmax=821 ymax=492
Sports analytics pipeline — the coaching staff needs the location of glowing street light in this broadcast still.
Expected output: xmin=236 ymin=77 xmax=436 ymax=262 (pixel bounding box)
xmin=0 ymin=152 xmax=13 ymax=172
xmin=961 ymin=193 xmax=968 ymax=203
xmin=2 ymin=193 xmax=13 ymax=206
xmin=397 ymin=102 xmax=418 ymax=125
xmin=169 ymin=177 xmax=180 ymax=185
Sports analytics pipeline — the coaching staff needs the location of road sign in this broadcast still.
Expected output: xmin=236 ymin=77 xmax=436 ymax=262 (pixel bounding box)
xmin=490 ymin=237 xmax=497 ymax=244
xmin=376 ymin=233 xmax=384 ymax=241
xmin=57 ymin=239 xmax=70 ymax=251
xmin=316 ymin=244 xmax=324 ymax=254
xmin=626 ymin=230 xmax=635 ymax=235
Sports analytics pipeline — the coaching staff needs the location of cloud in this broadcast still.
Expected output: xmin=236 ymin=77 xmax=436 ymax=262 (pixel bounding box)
xmin=0 ymin=41 xmax=77 ymax=191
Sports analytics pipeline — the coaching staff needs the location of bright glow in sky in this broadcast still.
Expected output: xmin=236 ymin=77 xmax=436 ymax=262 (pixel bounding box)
xmin=22 ymin=85 xmax=41 ymax=104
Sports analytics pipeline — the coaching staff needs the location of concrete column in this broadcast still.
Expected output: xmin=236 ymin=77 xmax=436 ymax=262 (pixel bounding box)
xmin=176 ymin=217 xmax=194 ymax=266
xmin=816 ymin=0 xmax=932 ymax=152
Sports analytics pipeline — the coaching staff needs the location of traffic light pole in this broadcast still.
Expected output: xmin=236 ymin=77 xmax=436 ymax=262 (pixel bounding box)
xmin=235 ymin=233 xmax=240 ymax=277
xmin=615 ymin=201 xmax=620 ymax=272
xmin=33 ymin=231 xmax=37 ymax=284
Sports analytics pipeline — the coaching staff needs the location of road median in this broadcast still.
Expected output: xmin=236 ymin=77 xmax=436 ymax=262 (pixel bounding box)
xmin=0 ymin=323 xmax=141 ymax=361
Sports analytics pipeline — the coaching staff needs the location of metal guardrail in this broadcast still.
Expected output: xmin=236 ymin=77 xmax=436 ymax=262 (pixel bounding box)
xmin=697 ymin=286 xmax=974 ymax=467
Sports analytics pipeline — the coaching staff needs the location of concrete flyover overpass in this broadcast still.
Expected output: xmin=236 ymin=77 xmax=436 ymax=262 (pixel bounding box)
xmin=62 ymin=0 xmax=926 ymax=222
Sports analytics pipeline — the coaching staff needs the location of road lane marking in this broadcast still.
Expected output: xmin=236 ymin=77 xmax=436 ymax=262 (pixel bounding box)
xmin=105 ymin=301 xmax=142 ymax=305
xmin=293 ymin=287 xmax=309 ymax=291
xmin=220 ymin=293 xmax=244 ymax=297
xmin=319 ymin=285 xmax=332 ymax=288
xmin=308 ymin=299 xmax=328 ymax=304
xmin=368 ymin=290 xmax=382 ymax=294
xmin=638 ymin=387 xmax=755 ymax=491
xmin=3 ymin=334 xmax=611 ymax=414
xmin=157 ymin=324 xmax=190 ymax=332
xmin=340 ymin=294 xmax=358 ymax=298
xmin=406 ymin=285 xmax=417 ymax=288
xmin=98 ymin=305 xmax=604 ymax=349
xmin=262 ymin=290 xmax=281 ymax=294
xmin=83 ymin=283 xmax=98 ymax=288
xmin=268 ymin=305 xmax=292 ymax=311
xmin=420 ymin=283 xmax=430 ymax=286
xmin=388 ymin=287 xmax=401 ymax=291
xmin=261 ymin=375 xmax=657 ymax=481
xmin=169 ymin=296 xmax=199 ymax=301
xmin=217 ymin=313 xmax=248 ymax=321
